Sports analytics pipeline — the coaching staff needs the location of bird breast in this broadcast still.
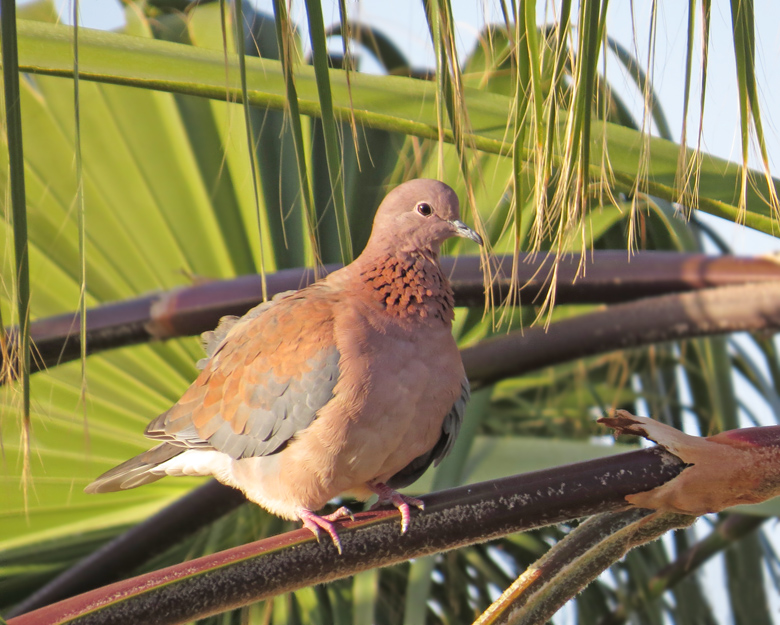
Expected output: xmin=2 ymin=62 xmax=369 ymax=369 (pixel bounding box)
xmin=357 ymin=252 xmax=455 ymax=323
xmin=290 ymin=279 xmax=463 ymax=498
xmin=230 ymin=253 xmax=464 ymax=514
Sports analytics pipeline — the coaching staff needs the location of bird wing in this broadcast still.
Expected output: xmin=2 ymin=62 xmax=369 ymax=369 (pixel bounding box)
xmin=145 ymin=288 xmax=341 ymax=460
xmin=385 ymin=376 xmax=470 ymax=489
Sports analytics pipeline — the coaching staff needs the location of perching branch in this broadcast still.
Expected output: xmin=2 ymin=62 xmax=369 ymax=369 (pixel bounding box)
xmin=4 ymin=252 xmax=780 ymax=378
xmin=599 ymin=513 xmax=767 ymax=625
xmin=5 ymin=480 xmax=247 ymax=619
xmin=473 ymin=509 xmax=696 ymax=625
xmin=463 ymin=280 xmax=780 ymax=389
xmin=471 ymin=413 xmax=780 ymax=625
xmin=8 ymin=446 xmax=685 ymax=624
xmin=14 ymin=415 xmax=780 ymax=625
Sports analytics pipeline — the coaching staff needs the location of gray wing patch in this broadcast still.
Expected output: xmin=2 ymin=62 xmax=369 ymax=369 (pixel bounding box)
xmin=386 ymin=377 xmax=470 ymax=489
xmin=204 ymin=345 xmax=341 ymax=459
xmin=433 ymin=377 xmax=469 ymax=465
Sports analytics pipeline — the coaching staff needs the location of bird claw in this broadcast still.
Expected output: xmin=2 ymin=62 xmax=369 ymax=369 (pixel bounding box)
xmin=368 ymin=483 xmax=425 ymax=534
xmin=299 ymin=506 xmax=353 ymax=554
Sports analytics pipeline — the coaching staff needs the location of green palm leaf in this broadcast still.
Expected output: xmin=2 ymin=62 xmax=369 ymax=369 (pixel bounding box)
xmin=3 ymin=2 xmax=780 ymax=624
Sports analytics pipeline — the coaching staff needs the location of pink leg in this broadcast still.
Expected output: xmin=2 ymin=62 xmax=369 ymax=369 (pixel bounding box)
xmin=368 ymin=482 xmax=425 ymax=533
xmin=299 ymin=506 xmax=353 ymax=554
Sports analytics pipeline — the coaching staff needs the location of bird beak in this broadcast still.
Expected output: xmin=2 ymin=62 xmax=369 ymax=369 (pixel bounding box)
xmin=450 ymin=220 xmax=483 ymax=246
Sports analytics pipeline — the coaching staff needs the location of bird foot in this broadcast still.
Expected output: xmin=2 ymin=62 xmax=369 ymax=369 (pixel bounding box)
xmin=368 ymin=482 xmax=425 ymax=533
xmin=299 ymin=506 xmax=353 ymax=554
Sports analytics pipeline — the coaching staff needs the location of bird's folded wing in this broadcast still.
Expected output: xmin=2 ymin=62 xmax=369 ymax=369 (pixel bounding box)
xmin=435 ymin=377 xmax=470 ymax=462
xmin=146 ymin=289 xmax=341 ymax=460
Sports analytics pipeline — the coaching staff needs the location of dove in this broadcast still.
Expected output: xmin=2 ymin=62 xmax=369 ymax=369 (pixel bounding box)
xmin=86 ymin=178 xmax=483 ymax=553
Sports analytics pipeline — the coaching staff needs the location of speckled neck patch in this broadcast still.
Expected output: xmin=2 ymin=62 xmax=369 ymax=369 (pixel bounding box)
xmin=360 ymin=252 xmax=455 ymax=322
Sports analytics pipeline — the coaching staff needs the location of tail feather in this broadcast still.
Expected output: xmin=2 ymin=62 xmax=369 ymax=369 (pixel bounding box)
xmin=85 ymin=443 xmax=184 ymax=493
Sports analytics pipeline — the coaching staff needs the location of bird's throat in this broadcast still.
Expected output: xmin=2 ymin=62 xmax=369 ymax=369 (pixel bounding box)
xmin=358 ymin=252 xmax=455 ymax=323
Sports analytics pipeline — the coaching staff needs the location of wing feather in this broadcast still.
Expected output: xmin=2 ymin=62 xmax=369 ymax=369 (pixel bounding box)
xmin=145 ymin=288 xmax=341 ymax=460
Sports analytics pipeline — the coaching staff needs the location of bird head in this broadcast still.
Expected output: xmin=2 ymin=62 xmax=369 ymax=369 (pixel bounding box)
xmin=363 ymin=179 xmax=483 ymax=257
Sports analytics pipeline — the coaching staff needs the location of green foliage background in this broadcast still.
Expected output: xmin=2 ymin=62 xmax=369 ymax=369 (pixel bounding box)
xmin=2 ymin=1 xmax=780 ymax=623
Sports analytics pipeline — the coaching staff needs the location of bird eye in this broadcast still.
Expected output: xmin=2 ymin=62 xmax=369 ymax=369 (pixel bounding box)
xmin=416 ymin=202 xmax=433 ymax=217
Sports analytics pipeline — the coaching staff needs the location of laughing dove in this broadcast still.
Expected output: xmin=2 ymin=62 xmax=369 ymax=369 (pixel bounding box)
xmin=86 ymin=178 xmax=482 ymax=552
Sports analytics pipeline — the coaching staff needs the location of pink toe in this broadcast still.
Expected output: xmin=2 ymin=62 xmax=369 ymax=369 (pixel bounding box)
xmin=368 ymin=482 xmax=425 ymax=532
xmin=299 ymin=509 xmax=349 ymax=554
